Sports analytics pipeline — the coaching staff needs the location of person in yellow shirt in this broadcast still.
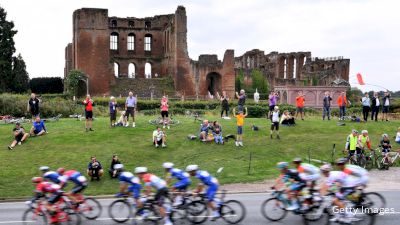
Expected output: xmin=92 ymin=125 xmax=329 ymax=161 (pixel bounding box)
xmin=233 ymin=107 xmax=248 ymax=147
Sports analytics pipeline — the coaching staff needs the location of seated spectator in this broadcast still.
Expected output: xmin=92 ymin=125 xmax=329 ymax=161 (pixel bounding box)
xmin=8 ymin=122 xmax=29 ymax=150
xmin=212 ymin=121 xmax=224 ymax=144
xmin=109 ymin=154 xmax=122 ymax=178
xmin=396 ymin=127 xmax=400 ymax=144
xmin=115 ymin=111 xmax=127 ymax=127
xmin=87 ymin=156 xmax=104 ymax=181
xmin=280 ymin=110 xmax=296 ymax=126
xmin=29 ymin=116 xmax=47 ymax=136
xmin=199 ymin=120 xmax=213 ymax=142
xmin=152 ymin=126 xmax=167 ymax=148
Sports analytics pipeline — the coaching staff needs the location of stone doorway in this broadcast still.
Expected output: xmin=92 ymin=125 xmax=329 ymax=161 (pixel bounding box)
xmin=206 ymin=72 xmax=222 ymax=96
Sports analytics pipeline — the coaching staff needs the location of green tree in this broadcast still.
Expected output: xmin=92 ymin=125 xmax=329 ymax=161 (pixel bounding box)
xmin=65 ymin=70 xmax=86 ymax=96
xmin=251 ymin=69 xmax=269 ymax=94
xmin=11 ymin=54 xmax=29 ymax=93
xmin=235 ymin=69 xmax=244 ymax=92
xmin=0 ymin=6 xmax=17 ymax=93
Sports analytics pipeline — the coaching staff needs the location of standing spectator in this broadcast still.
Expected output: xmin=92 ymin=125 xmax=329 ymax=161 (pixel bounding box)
xmin=28 ymin=93 xmax=40 ymax=119
xmin=220 ymin=91 xmax=230 ymax=118
xmin=125 ymin=92 xmax=137 ymax=127
xmin=322 ymin=91 xmax=332 ymax=120
xmin=30 ymin=117 xmax=47 ymax=136
xmin=160 ymin=96 xmax=170 ymax=129
xmin=361 ymin=92 xmax=371 ymax=122
xmin=295 ymin=91 xmax=305 ymax=120
xmin=199 ymin=120 xmax=212 ymax=142
xmin=345 ymin=130 xmax=361 ymax=158
xmin=270 ymin=106 xmax=280 ymax=139
xmin=109 ymin=154 xmax=122 ymax=178
xmin=269 ymin=91 xmax=279 ymax=116
xmin=382 ymin=90 xmax=391 ymax=122
xmin=152 ymin=126 xmax=167 ymax=148
xmin=8 ymin=122 xmax=29 ymax=150
xmin=235 ymin=89 xmax=246 ymax=112
xmin=109 ymin=96 xmax=117 ymax=127
xmin=87 ymin=156 xmax=104 ymax=181
xmin=233 ymin=107 xmax=248 ymax=147
xmin=83 ymin=94 xmax=94 ymax=132
xmin=371 ymin=92 xmax=380 ymax=122
xmin=337 ymin=92 xmax=347 ymax=120
xmin=395 ymin=127 xmax=400 ymax=144
xmin=212 ymin=121 xmax=224 ymax=144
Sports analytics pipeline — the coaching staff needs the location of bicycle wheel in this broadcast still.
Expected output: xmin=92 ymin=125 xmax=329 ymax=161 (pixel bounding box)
xmin=133 ymin=207 xmax=160 ymax=225
xmin=108 ymin=199 xmax=133 ymax=223
xmin=186 ymin=200 xmax=209 ymax=224
xmin=22 ymin=209 xmax=48 ymax=225
xmin=358 ymin=156 xmax=367 ymax=168
xmin=61 ymin=211 xmax=81 ymax=225
xmin=260 ymin=197 xmax=287 ymax=221
xmin=365 ymin=156 xmax=374 ymax=170
xmin=80 ymin=197 xmax=102 ymax=220
xmin=361 ymin=192 xmax=386 ymax=214
xmin=220 ymin=200 xmax=246 ymax=224
xmin=170 ymin=207 xmax=187 ymax=225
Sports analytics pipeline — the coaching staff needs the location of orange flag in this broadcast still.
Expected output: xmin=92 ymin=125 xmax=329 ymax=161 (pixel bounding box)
xmin=356 ymin=73 xmax=365 ymax=85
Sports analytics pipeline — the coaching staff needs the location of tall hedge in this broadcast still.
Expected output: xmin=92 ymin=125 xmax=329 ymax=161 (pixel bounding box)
xmin=30 ymin=77 xmax=64 ymax=94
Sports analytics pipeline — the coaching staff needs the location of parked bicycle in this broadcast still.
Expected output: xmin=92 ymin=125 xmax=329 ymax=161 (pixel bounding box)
xmin=377 ymin=149 xmax=400 ymax=170
xmin=148 ymin=116 xmax=180 ymax=126
xmin=0 ymin=116 xmax=31 ymax=125
xmin=365 ymin=148 xmax=381 ymax=170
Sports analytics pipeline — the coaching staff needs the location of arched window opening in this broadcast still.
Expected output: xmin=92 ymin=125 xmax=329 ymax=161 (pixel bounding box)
xmin=283 ymin=59 xmax=287 ymax=79
xmin=128 ymin=63 xmax=136 ymax=78
xmin=127 ymin=33 xmax=135 ymax=51
xmin=114 ymin=62 xmax=119 ymax=78
xmin=111 ymin=20 xmax=117 ymax=27
xmin=110 ymin=32 xmax=118 ymax=50
xmin=293 ymin=58 xmax=297 ymax=79
xmin=145 ymin=62 xmax=152 ymax=78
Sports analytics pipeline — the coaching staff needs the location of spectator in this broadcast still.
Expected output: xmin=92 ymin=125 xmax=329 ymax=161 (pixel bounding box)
xmin=280 ymin=110 xmax=295 ymax=126
xmin=116 ymin=111 xmax=127 ymax=127
xmin=160 ymin=96 xmax=170 ymax=129
xmin=109 ymin=154 xmax=122 ymax=178
xmin=358 ymin=130 xmax=372 ymax=151
xmin=220 ymin=91 xmax=230 ymax=118
xmin=235 ymin=89 xmax=246 ymax=112
xmin=345 ymin=130 xmax=361 ymax=158
xmin=87 ymin=156 xmax=104 ymax=181
xmin=322 ymin=91 xmax=332 ymax=120
xmin=382 ymin=90 xmax=391 ymax=122
xmin=361 ymin=92 xmax=371 ymax=122
xmin=109 ymin=96 xmax=117 ymax=127
xmin=269 ymin=91 xmax=279 ymax=116
xmin=371 ymin=92 xmax=380 ymax=122
xmin=152 ymin=126 xmax=167 ymax=148
xmin=295 ymin=91 xmax=305 ymax=120
xmin=125 ymin=91 xmax=137 ymax=127
xmin=199 ymin=120 xmax=212 ymax=142
xmin=8 ymin=122 xmax=29 ymax=150
xmin=270 ymin=106 xmax=280 ymax=139
xmin=254 ymin=89 xmax=260 ymax=104
xmin=83 ymin=94 xmax=94 ymax=132
xmin=212 ymin=121 xmax=224 ymax=144
xmin=337 ymin=92 xmax=347 ymax=120
xmin=30 ymin=117 xmax=47 ymax=137
xmin=28 ymin=93 xmax=40 ymax=119
xmin=395 ymin=127 xmax=400 ymax=144
xmin=233 ymin=107 xmax=248 ymax=147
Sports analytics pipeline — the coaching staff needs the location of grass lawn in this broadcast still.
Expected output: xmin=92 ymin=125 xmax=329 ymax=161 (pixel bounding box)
xmin=0 ymin=114 xmax=399 ymax=199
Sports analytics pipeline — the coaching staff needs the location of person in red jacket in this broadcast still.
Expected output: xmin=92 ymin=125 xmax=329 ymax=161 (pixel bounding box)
xmin=337 ymin=92 xmax=347 ymax=120
xmin=83 ymin=94 xmax=94 ymax=132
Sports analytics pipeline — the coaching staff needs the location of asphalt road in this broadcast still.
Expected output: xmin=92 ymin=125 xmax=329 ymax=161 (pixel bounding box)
xmin=1 ymin=192 xmax=399 ymax=225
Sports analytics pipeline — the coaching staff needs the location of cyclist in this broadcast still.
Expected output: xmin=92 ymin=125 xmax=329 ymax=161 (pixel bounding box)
xmin=380 ymin=134 xmax=392 ymax=164
xmin=135 ymin=167 xmax=172 ymax=225
xmin=114 ymin=164 xmax=142 ymax=205
xmin=30 ymin=177 xmax=64 ymax=225
xmin=319 ymin=164 xmax=354 ymax=223
xmin=39 ymin=166 xmax=63 ymax=184
xmin=186 ymin=165 xmax=220 ymax=220
xmin=275 ymin=162 xmax=306 ymax=211
xmin=58 ymin=168 xmax=88 ymax=205
xmin=162 ymin=162 xmax=191 ymax=206
xmin=292 ymin=158 xmax=320 ymax=210
xmin=336 ymin=158 xmax=369 ymax=187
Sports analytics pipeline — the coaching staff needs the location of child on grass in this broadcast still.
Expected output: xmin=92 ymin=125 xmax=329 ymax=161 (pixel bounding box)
xmin=270 ymin=106 xmax=280 ymax=139
xmin=233 ymin=107 xmax=248 ymax=147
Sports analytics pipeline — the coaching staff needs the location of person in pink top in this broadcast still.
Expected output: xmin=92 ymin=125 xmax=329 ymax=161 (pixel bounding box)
xmin=160 ymin=96 xmax=170 ymax=129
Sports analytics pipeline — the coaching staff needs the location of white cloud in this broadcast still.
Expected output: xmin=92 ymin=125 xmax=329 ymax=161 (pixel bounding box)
xmin=1 ymin=0 xmax=399 ymax=91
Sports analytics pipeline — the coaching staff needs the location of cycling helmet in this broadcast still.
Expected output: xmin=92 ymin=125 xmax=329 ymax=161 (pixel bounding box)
xmin=292 ymin=158 xmax=302 ymax=163
xmin=336 ymin=158 xmax=348 ymax=165
xmin=361 ymin=130 xmax=368 ymax=134
xmin=352 ymin=129 xmax=359 ymax=134
xmin=186 ymin=165 xmax=199 ymax=172
xmin=114 ymin=164 xmax=124 ymax=170
xmin=320 ymin=164 xmax=332 ymax=172
xmin=276 ymin=162 xmax=289 ymax=169
xmin=134 ymin=167 xmax=148 ymax=174
xmin=39 ymin=166 xmax=50 ymax=172
xmin=162 ymin=162 xmax=174 ymax=169
xmin=56 ymin=167 xmax=65 ymax=175
xmin=32 ymin=177 xmax=43 ymax=183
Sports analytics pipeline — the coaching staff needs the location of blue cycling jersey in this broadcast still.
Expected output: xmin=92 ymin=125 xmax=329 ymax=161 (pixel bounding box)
xmin=43 ymin=171 xmax=62 ymax=184
xmin=195 ymin=170 xmax=219 ymax=186
xmin=169 ymin=168 xmax=190 ymax=180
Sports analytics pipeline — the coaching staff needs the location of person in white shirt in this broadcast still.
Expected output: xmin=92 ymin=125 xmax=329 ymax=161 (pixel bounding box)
xmin=152 ymin=127 xmax=167 ymax=148
xmin=270 ymin=106 xmax=280 ymax=139
xmin=395 ymin=127 xmax=400 ymax=144
xmin=361 ymin=92 xmax=370 ymax=122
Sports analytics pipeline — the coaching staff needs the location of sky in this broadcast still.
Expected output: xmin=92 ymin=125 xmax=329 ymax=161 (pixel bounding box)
xmin=1 ymin=0 xmax=399 ymax=91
